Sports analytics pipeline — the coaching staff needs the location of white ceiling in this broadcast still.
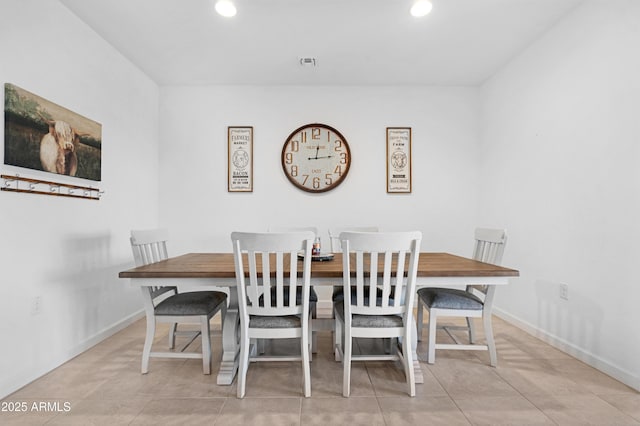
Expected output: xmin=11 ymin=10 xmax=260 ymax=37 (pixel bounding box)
xmin=59 ymin=0 xmax=583 ymax=86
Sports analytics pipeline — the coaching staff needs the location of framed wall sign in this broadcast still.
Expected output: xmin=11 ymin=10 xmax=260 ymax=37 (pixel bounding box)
xmin=227 ymin=126 xmax=253 ymax=192
xmin=386 ymin=127 xmax=412 ymax=193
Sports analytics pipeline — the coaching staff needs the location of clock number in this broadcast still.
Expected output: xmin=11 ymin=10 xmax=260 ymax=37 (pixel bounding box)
xmin=301 ymin=131 xmax=307 ymax=143
xmin=334 ymin=165 xmax=342 ymax=176
xmin=334 ymin=140 xmax=342 ymax=151
xmin=340 ymin=152 xmax=348 ymax=164
xmin=302 ymin=175 xmax=309 ymax=185
xmin=312 ymin=128 xmax=321 ymax=140
xmin=325 ymin=173 xmax=333 ymax=186
xmin=290 ymin=140 xmax=299 ymax=152
xmin=312 ymin=176 xmax=320 ymax=189
xmin=291 ymin=165 xmax=298 ymax=177
xmin=284 ymin=152 xmax=293 ymax=164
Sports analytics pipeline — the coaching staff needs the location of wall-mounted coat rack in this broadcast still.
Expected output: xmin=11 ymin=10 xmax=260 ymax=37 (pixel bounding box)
xmin=1 ymin=174 xmax=103 ymax=200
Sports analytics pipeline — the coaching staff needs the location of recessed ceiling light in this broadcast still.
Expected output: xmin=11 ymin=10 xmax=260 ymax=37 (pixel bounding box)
xmin=410 ymin=0 xmax=433 ymax=17
xmin=215 ymin=0 xmax=237 ymax=17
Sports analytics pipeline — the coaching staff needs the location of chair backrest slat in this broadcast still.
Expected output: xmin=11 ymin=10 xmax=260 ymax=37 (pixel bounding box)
xmin=340 ymin=231 xmax=421 ymax=318
xmin=472 ymin=228 xmax=507 ymax=265
xmin=130 ymin=228 xmax=175 ymax=304
xmin=469 ymin=228 xmax=508 ymax=297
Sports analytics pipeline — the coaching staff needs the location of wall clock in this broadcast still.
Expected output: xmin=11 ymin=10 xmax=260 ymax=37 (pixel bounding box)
xmin=281 ymin=123 xmax=351 ymax=193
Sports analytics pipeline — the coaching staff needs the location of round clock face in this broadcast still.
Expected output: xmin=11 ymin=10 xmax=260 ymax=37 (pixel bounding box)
xmin=281 ymin=123 xmax=351 ymax=193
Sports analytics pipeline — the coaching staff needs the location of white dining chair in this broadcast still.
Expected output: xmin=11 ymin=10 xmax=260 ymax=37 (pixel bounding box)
xmin=130 ymin=229 xmax=227 ymax=374
xmin=416 ymin=228 xmax=507 ymax=366
xmin=231 ymin=231 xmax=314 ymax=398
xmin=329 ymin=226 xmax=379 ymax=359
xmin=268 ymin=226 xmax=319 ymax=351
xmin=334 ymin=231 xmax=422 ymax=397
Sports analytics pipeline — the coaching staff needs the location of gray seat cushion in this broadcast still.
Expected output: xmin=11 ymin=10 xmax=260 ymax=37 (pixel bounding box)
xmin=249 ymin=315 xmax=301 ymax=329
xmin=334 ymin=301 xmax=404 ymax=328
xmin=417 ymin=287 xmax=484 ymax=310
xmin=155 ymin=291 xmax=227 ymax=316
xmin=258 ymin=286 xmax=318 ymax=307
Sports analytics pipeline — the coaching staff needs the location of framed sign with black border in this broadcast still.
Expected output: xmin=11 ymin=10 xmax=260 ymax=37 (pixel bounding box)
xmin=227 ymin=126 xmax=253 ymax=192
xmin=386 ymin=127 xmax=412 ymax=193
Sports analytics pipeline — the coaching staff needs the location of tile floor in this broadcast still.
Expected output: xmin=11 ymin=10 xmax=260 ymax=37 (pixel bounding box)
xmin=2 ymin=314 xmax=639 ymax=425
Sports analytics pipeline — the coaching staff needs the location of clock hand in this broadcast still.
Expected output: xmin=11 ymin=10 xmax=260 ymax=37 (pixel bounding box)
xmin=314 ymin=145 xmax=320 ymax=159
xmin=315 ymin=155 xmax=333 ymax=160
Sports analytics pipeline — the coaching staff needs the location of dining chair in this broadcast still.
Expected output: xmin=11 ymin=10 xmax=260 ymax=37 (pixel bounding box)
xmin=329 ymin=226 xmax=379 ymax=359
xmin=268 ymin=226 xmax=319 ymax=351
xmin=334 ymin=231 xmax=422 ymax=397
xmin=231 ymin=231 xmax=314 ymax=398
xmin=130 ymin=229 xmax=227 ymax=374
xmin=416 ymin=228 xmax=508 ymax=367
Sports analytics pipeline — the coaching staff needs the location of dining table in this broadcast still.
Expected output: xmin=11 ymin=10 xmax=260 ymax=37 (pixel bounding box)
xmin=119 ymin=252 xmax=519 ymax=385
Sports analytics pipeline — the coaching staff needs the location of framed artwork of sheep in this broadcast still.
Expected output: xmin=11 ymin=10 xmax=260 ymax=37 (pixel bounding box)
xmin=4 ymin=83 xmax=102 ymax=181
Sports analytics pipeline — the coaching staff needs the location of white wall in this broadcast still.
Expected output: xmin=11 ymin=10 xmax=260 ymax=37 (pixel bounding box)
xmin=158 ymin=85 xmax=482 ymax=306
xmin=0 ymin=0 xmax=160 ymax=398
xmin=158 ymin=85 xmax=481 ymax=254
xmin=480 ymin=0 xmax=640 ymax=390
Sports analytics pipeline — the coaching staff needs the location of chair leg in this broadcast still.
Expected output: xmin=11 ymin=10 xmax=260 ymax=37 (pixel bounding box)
xmin=237 ymin=332 xmax=250 ymax=398
xmin=402 ymin=330 xmax=415 ymax=397
xmin=201 ymin=316 xmax=212 ymax=375
xmin=427 ymin=309 xmax=437 ymax=364
xmin=168 ymin=322 xmax=177 ymax=349
xmin=142 ymin=314 xmax=155 ymax=374
xmin=416 ymin=298 xmax=424 ymax=342
xmin=308 ymin=315 xmax=313 ymax=362
xmin=334 ymin=309 xmax=343 ymax=362
xmin=483 ymin=313 xmax=497 ymax=367
xmin=342 ymin=329 xmax=352 ymax=397
xmin=302 ymin=320 xmax=311 ymax=397
xmin=467 ymin=316 xmax=476 ymax=344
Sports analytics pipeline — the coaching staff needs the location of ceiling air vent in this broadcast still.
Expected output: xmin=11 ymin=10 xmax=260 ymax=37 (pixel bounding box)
xmin=298 ymin=57 xmax=317 ymax=67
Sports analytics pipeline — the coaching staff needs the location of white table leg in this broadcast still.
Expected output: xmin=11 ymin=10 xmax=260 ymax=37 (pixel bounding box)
xmin=217 ymin=288 xmax=240 ymax=385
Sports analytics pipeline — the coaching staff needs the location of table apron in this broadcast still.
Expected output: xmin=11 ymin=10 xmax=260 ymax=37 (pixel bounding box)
xmin=125 ymin=276 xmax=511 ymax=288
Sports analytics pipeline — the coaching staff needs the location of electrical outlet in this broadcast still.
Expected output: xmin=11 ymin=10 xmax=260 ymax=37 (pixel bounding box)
xmin=31 ymin=296 xmax=42 ymax=315
xmin=559 ymin=284 xmax=569 ymax=301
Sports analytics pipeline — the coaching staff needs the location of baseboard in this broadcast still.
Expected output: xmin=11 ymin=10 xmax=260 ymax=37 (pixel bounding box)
xmin=493 ymin=307 xmax=640 ymax=392
xmin=0 ymin=310 xmax=145 ymax=400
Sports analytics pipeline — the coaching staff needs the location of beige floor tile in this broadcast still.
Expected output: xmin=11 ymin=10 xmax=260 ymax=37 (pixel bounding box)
xmin=300 ymin=396 xmax=385 ymax=426
xmin=367 ymin=364 xmax=448 ymax=397
xmin=217 ymin=397 xmax=301 ymax=426
xmin=600 ymin=393 xmax=640 ymax=422
xmin=543 ymin=359 xmax=638 ymax=396
xmin=454 ymin=395 xmax=555 ymax=425
xmin=46 ymin=398 xmax=149 ymax=426
xmin=8 ymin=363 xmax=109 ymax=400
xmin=240 ymin=362 xmax=309 ymax=398
xmin=377 ymin=395 xmax=471 ymax=426
xmin=129 ymin=397 xmax=225 ymax=425
xmin=154 ymin=360 xmax=234 ymax=398
xmin=426 ymin=358 xmax=520 ymax=399
xmin=527 ymin=394 xmax=640 ymax=425
xmin=310 ymin=356 xmax=375 ymax=397
xmin=80 ymin=358 xmax=187 ymax=398
xmin=492 ymin=358 xmax=588 ymax=396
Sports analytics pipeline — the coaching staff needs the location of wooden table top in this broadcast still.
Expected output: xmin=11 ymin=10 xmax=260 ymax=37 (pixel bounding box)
xmin=119 ymin=252 xmax=519 ymax=279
